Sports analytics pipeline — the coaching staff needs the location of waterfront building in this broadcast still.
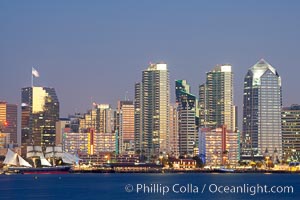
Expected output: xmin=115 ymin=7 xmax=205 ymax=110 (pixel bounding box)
xmin=175 ymin=80 xmax=199 ymax=157
xmin=169 ymin=104 xmax=179 ymax=158
xmin=78 ymin=104 xmax=117 ymax=155
xmin=169 ymin=158 xmax=196 ymax=169
xmin=242 ymin=59 xmax=282 ymax=161
xmin=63 ymin=132 xmax=89 ymax=154
xmin=0 ymin=101 xmax=18 ymax=145
xmin=56 ymin=114 xmax=84 ymax=146
xmin=0 ymin=133 xmax=10 ymax=148
xmin=199 ymin=128 xmax=208 ymax=163
xmin=63 ymin=131 xmax=116 ymax=155
xmin=117 ymin=101 xmax=134 ymax=154
xmin=94 ymin=132 xmax=116 ymax=153
xmin=282 ymin=105 xmax=300 ymax=161
xmin=202 ymin=126 xmax=239 ymax=166
xmin=199 ymin=64 xmax=236 ymax=131
xmin=21 ymin=87 xmax=59 ymax=151
xmin=134 ymin=63 xmax=170 ymax=159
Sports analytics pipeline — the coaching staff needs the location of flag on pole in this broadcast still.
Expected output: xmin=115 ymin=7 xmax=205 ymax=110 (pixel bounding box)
xmin=32 ymin=67 xmax=39 ymax=77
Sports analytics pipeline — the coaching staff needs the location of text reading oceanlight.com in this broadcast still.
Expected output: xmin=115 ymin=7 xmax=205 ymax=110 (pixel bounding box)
xmin=125 ymin=183 xmax=294 ymax=196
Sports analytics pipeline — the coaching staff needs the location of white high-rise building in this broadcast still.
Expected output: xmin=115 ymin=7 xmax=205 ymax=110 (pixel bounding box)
xmin=135 ymin=63 xmax=170 ymax=159
xmin=199 ymin=64 xmax=235 ymax=131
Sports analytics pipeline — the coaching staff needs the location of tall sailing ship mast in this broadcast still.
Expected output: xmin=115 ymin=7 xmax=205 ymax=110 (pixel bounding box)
xmin=3 ymin=149 xmax=32 ymax=168
xmin=26 ymin=145 xmax=52 ymax=167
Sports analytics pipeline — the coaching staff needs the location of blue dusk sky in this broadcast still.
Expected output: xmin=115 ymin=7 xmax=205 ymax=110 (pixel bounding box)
xmin=1 ymin=0 xmax=300 ymax=123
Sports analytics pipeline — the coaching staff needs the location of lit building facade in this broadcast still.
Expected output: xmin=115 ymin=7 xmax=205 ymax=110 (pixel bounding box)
xmin=21 ymin=87 xmax=59 ymax=150
xmin=79 ymin=104 xmax=114 ymax=134
xmin=169 ymin=104 xmax=179 ymax=158
xmin=0 ymin=133 xmax=10 ymax=149
xmin=282 ymin=105 xmax=300 ymax=161
xmin=203 ymin=126 xmax=239 ymax=166
xmin=176 ymin=80 xmax=199 ymax=157
xmin=63 ymin=132 xmax=89 ymax=154
xmin=56 ymin=118 xmax=71 ymax=145
xmin=94 ymin=132 xmax=116 ymax=153
xmin=134 ymin=82 xmax=143 ymax=155
xmin=135 ymin=63 xmax=170 ymax=158
xmin=0 ymin=101 xmax=18 ymax=144
xmin=199 ymin=64 xmax=235 ymax=131
xmin=117 ymin=101 xmax=134 ymax=154
xmin=76 ymin=103 xmax=117 ymax=155
xmin=63 ymin=131 xmax=116 ymax=155
xmin=242 ymin=59 xmax=282 ymax=161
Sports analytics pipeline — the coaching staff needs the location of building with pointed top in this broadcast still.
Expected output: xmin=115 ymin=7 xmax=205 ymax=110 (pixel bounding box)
xmin=242 ymin=59 xmax=282 ymax=161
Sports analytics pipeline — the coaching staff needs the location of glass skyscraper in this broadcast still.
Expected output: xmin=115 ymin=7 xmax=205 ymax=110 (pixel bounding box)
xmin=175 ymin=80 xmax=199 ymax=157
xmin=199 ymin=64 xmax=235 ymax=131
xmin=21 ymin=87 xmax=59 ymax=151
xmin=242 ymin=59 xmax=282 ymax=161
xmin=134 ymin=63 xmax=170 ymax=159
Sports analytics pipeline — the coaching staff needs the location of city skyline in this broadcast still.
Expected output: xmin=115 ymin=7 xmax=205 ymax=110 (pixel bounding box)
xmin=1 ymin=1 xmax=300 ymax=121
xmin=2 ymin=3 xmax=300 ymax=199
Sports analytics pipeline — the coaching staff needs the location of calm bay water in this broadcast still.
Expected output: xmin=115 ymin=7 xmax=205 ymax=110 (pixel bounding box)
xmin=0 ymin=173 xmax=299 ymax=200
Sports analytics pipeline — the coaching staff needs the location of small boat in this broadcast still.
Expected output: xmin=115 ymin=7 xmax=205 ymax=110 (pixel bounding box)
xmin=217 ymin=167 xmax=235 ymax=173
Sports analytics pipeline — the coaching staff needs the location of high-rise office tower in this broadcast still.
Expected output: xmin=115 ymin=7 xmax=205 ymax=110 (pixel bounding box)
xmin=199 ymin=64 xmax=235 ymax=131
xmin=0 ymin=101 xmax=18 ymax=144
xmin=176 ymin=80 xmax=199 ymax=157
xmin=242 ymin=59 xmax=282 ymax=160
xmin=117 ymin=100 xmax=134 ymax=154
xmin=282 ymin=105 xmax=300 ymax=161
xmin=169 ymin=104 xmax=179 ymax=158
xmin=134 ymin=63 xmax=170 ymax=158
xmin=21 ymin=87 xmax=59 ymax=149
xmin=134 ymin=83 xmax=143 ymax=156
